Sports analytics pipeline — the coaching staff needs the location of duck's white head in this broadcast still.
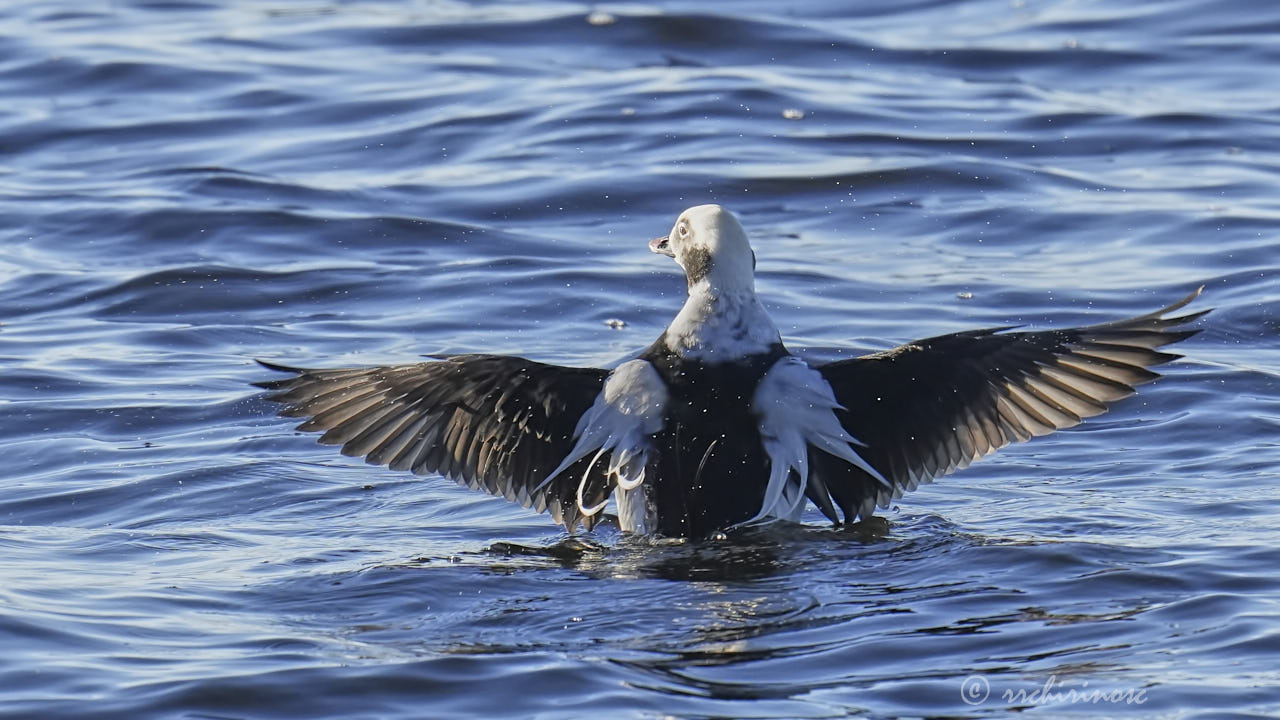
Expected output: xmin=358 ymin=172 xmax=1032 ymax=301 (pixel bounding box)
xmin=650 ymin=204 xmax=757 ymax=294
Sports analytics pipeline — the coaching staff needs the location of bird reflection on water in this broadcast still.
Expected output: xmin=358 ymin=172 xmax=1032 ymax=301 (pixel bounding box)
xmin=481 ymin=520 xmax=892 ymax=583
xmin=422 ymin=519 xmax=1009 ymax=705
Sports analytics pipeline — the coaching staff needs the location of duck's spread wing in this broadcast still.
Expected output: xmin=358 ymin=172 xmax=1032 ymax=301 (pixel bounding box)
xmin=810 ymin=289 xmax=1208 ymax=525
xmin=255 ymin=355 xmax=610 ymax=530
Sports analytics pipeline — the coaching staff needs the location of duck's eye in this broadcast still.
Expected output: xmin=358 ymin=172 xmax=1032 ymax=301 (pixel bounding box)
xmin=677 ymin=222 xmax=689 ymax=238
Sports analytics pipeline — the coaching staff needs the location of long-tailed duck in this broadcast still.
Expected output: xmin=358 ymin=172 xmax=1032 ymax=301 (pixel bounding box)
xmin=257 ymin=204 xmax=1207 ymax=538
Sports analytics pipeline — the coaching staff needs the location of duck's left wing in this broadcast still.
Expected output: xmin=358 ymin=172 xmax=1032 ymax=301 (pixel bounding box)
xmin=808 ymin=289 xmax=1208 ymax=525
xmin=255 ymin=355 xmax=609 ymax=530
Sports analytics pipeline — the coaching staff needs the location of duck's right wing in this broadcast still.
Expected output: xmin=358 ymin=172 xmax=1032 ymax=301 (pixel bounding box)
xmin=810 ymin=289 xmax=1209 ymax=525
xmin=255 ymin=355 xmax=611 ymax=530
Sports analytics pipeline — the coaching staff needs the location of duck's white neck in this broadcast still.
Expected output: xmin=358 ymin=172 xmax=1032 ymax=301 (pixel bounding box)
xmin=663 ymin=280 xmax=781 ymax=361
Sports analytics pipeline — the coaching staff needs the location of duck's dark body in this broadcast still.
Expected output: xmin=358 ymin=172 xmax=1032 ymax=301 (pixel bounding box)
xmin=639 ymin=338 xmax=788 ymax=536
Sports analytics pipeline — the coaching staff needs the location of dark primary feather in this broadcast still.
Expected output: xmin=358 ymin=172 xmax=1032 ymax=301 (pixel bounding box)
xmin=255 ymin=355 xmax=609 ymax=530
xmin=812 ymin=288 xmax=1210 ymax=525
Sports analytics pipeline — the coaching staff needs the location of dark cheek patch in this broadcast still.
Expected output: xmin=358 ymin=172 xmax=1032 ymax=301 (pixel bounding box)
xmin=683 ymin=247 xmax=712 ymax=285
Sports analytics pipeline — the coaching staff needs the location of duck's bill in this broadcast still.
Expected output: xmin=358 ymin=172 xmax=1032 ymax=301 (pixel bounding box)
xmin=649 ymin=235 xmax=674 ymax=257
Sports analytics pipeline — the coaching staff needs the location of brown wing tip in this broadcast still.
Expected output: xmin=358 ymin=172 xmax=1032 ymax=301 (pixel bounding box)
xmin=1080 ymin=287 xmax=1212 ymax=336
xmin=255 ymin=358 xmax=305 ymax=373
xmin=1155 ymin=286 xmax=1209 ymax=318
xmin=1166 ymin=308 xmax=1212 ymax=326
xmin=253 ymin=359 xmax=308 ymax=390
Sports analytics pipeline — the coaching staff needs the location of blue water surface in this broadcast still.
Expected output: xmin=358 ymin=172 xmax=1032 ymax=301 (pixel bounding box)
xmin=1 ymin=1 xmax=1278 ymax=718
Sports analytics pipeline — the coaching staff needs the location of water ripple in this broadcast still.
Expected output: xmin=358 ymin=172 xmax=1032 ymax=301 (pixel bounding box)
xmin=2 ymin=0 xmax=1278 ymax=717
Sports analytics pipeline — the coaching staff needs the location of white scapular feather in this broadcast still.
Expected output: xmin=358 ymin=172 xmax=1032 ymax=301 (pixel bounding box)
xmin=615 ymin=485 xmax=650 ymax=535
xmin=575 ymin=448 xmax=610 ymax=516
xmin=538 ymin=359 xmax=667 ymax=519
xmin=750 ymin=356 xmax=887 ymax=523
